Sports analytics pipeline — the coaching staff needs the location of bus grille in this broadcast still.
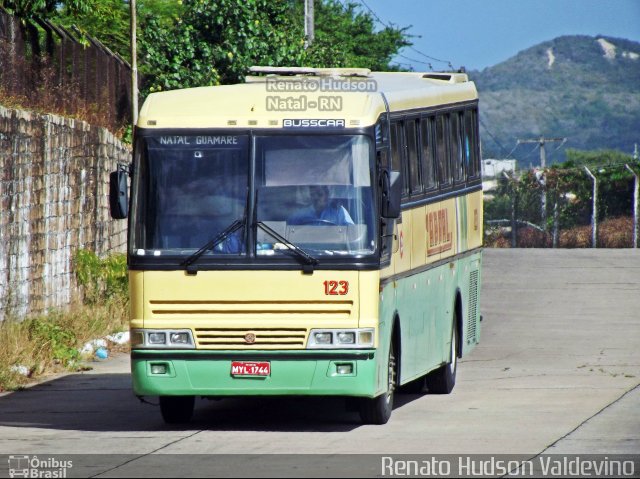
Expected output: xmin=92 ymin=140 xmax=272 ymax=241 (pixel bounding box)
xmin=148 ymin=300 xmax=354 ymax=318
xmin=148 ymin=299 xmax=354 ymax=349
xmin=194 ymin=328 xmax=308 ymax=349
xmin=466 ymin=270 xmax=479 ymax=344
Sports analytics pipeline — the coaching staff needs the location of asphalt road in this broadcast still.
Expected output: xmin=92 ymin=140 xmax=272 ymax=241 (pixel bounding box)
xmin=0 ymin=249 xmax=639 ymax=477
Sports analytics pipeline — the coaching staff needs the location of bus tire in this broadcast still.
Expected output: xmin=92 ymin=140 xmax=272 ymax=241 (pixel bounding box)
xmin=359 ymin=340 xmax=396 ymax=424
xmin=159 ymin=395 xmax=195 ymax=424
xmin=426 ymin=311 xmax=458 ymax=394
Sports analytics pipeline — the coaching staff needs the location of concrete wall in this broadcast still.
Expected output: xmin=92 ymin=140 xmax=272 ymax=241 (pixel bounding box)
xmin=0 ymin=106 xmax=129 ymax=321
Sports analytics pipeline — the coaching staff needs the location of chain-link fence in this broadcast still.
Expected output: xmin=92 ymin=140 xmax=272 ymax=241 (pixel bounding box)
xmin=484 ymin=161 xmax=640 ymax=248
xmin=0 ymin=9 xmax=131 ymax=135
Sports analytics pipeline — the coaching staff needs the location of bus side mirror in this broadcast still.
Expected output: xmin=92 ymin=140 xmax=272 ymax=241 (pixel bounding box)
xmin=109 ymin=165 xmax=129 ymax=219
xmin=381 ymin=169 xmax=401 ymax=219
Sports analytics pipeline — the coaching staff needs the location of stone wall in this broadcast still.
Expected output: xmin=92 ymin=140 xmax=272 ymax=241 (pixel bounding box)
xmin=0 ymin=106 xmax=130 ymax=321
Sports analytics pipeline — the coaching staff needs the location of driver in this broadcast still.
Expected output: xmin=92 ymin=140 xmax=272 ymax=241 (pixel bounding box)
xmin=287 ymin=185 xmax=354 ymax=226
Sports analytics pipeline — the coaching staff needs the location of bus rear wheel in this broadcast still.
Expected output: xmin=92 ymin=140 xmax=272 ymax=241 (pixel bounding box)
xmin=159 ymin=396 xmax=195 ymax=424
xmin=359 ymin=341 xmax=396 ymax=425
xmin=426 ymin=312 xmax=458 ymax=394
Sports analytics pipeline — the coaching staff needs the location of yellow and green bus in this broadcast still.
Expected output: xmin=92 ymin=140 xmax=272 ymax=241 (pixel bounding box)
xmin=110 ymin=67 xmax=483 ymax=424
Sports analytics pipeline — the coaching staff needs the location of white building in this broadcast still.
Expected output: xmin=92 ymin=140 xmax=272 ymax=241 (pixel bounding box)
xmin=482 ymin=159 xmax=517 ymax=178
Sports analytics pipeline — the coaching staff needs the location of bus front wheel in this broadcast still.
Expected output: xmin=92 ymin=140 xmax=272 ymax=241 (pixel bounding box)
xmin=159 ymin=395 xmax=195 ymax=424
xmin=426 ymin=311 xmax=458 ymax=394
xmin=359 ymin=341 xmax=396 ymax=425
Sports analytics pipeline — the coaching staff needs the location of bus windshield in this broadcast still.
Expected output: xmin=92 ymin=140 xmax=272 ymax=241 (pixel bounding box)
xmin=131 ymin=133 xmax=376 ymax=259
xmin=131 ymin=135 xmax=249 ymax=255
xmin=254 ymin=135 xmax=376 ymax=257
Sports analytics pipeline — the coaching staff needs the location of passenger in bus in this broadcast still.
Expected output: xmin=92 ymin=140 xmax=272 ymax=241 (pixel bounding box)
xmin=287 ymin=185 xmax=354 ymax=225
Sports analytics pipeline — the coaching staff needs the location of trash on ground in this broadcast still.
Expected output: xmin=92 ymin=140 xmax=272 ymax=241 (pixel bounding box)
xmin=10 ymin=365 xmax=30 ymax=377
xmin=79 ymin=338 xmax=108 ymax=354
xmin=106 ymin=331 xmax=130 ymax=345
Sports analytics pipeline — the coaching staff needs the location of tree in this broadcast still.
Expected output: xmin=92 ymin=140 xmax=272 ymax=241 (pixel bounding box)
xmin=0 ymin=0 xmax=94 ymax=77
xmin=139 ymin=0 xmax=411 ymax=96
xmin=140 ymin=0 xmax=307 ymax=93
xmin=38 ymin=0 xmax=411 ymax=96
xmin=52 ymin=0 xmax=180 ymax=63
xmin=302 ymin=0 xmax=411 ymax=71
xmin=0 ymin=0 xmax=91 ymax=19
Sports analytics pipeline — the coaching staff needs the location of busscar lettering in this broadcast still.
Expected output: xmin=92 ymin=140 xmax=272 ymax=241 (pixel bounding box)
xmin=426 ymin=208 xmax=453 ymax=256
xmin=283 ymin=119 xmax=345 ymax=128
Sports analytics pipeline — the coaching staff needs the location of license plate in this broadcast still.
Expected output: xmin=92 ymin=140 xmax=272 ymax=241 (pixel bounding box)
xmin=230 ymin=361 xmax=271 ymax=377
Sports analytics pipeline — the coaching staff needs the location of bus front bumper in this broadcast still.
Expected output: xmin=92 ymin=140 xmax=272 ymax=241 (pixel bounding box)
xmin=131 ymin=349 xmax=378 ymax=397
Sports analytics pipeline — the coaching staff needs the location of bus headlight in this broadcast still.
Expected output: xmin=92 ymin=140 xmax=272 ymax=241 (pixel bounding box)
xmin=307 ymin=328 xmax=375 ymax=349
xmin=314 ymin=332 xmax=333 ymax=345
xmin=170 ymin=332 xmax=191 ymax=345
xmin=148 ymin=332 xmax=167 ymax=345
xmin=336 ymin=332 xmax=355 ymax=345
xmin=131 ymin=329 xmax=195 ymax=349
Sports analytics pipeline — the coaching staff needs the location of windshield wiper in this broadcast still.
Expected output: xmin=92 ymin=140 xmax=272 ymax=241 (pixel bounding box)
xmin=182 ymin=219 xmax=244 ymax=274
xmin=255 ymin=221 xmax=318 ymax=274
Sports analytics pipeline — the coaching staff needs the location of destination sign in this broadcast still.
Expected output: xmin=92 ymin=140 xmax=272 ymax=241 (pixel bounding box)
xmin=148 ymin=135 xmax=247 ymax=148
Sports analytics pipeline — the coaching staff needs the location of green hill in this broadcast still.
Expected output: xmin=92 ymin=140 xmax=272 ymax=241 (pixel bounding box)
xmin=470 ymin=35 xmax=640 ymax=166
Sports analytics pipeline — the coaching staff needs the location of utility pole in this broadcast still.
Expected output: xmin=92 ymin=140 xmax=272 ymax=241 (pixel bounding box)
xmin=584 ymin=167 xmax=598 ymax=248
xmin=517 ymin=137 xmax=567 ymax=169
xmin=503 ymin=172 xmax=518 ymax=247
xmin=304 ymin=0 xmax=315 ymax=49
xmin=626 ymin=164 xmax=639 ymax=248
xmin=517 ymin=136 xmax=566 ymax=228
xmin=130 ymin=0 xmax=138 ymax=126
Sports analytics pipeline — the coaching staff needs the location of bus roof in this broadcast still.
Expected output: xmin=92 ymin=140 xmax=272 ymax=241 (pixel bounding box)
xmin=138 ymin=69 xmax=478 ymax=130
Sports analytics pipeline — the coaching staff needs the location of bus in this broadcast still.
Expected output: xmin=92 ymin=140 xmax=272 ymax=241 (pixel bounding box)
xmin=110 ymin=67 xmax=483 ymax=425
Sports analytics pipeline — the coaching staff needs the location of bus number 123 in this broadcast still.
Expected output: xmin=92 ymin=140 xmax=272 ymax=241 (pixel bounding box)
xmin=324 ymin=280 xmax=349 ymax=295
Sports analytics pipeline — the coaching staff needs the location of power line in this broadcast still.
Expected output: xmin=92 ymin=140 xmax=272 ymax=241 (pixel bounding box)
xmin=517 ymin=137 xmax=567 ymax=168
xmin=354 ymin=0 xmax=454 ymax=68
xmin=396 ymin=53 xmax=433 ymax=70
xmin=479 ymin=116 xmax=510 ymax=158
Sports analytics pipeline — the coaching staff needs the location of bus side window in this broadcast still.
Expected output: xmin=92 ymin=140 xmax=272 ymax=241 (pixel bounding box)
xmin=406 ymin=119 xmax=421 ymax=195
xmin=465 ymin=109 xmax=480 ymax=179
xmin=421 ymin=116 xmax=437 ymax=191
xmin=435 ymin=114 xmax=451 ymax=188
xmin=451 ymin=111 xmax=465 ymax=184
xmin=375 ymin=120 xmax=388 ymax=147
xmin=377 ymin=148 xmax=390 ymax=169
xmin=390 ymin=121 xmax=409 ymax=197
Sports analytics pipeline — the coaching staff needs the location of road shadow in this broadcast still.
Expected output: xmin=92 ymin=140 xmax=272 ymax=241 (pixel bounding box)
xmin=0 ymin=370 xmax=424 ymax=433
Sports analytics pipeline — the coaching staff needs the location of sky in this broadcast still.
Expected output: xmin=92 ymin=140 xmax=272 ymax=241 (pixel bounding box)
xmin=356 ymin=0 xmax=640 ymax=71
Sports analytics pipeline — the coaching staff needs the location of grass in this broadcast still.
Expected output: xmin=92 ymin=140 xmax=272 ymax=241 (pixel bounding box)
xmin=486 ymin=216 xmax=636 ymax=248
xmin=0 ymin=250 xmax=129 ymax=392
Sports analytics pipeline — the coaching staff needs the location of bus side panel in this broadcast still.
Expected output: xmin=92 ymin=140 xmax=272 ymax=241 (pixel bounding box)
xmin=394 ymin=210 xmax=413 ymax=275
xmin=390 ymin=262 xmax=456 ymax=385
xmin=466 ymin=190 xmax=483 ymax=250
xmin=458 ymin=251 xmax=482 ymax=356
xmin=377 ymin=281 xmax=397 ymax=396
xmin=437 ymin=198 xmax=458 ymax=261
xmin=382 ymin=251 xmax=482 ymax=385
xmin=410 ymin=206 xmax=427 ymax=271
xmin=359 ymin=270 xmax=387 ymax=397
